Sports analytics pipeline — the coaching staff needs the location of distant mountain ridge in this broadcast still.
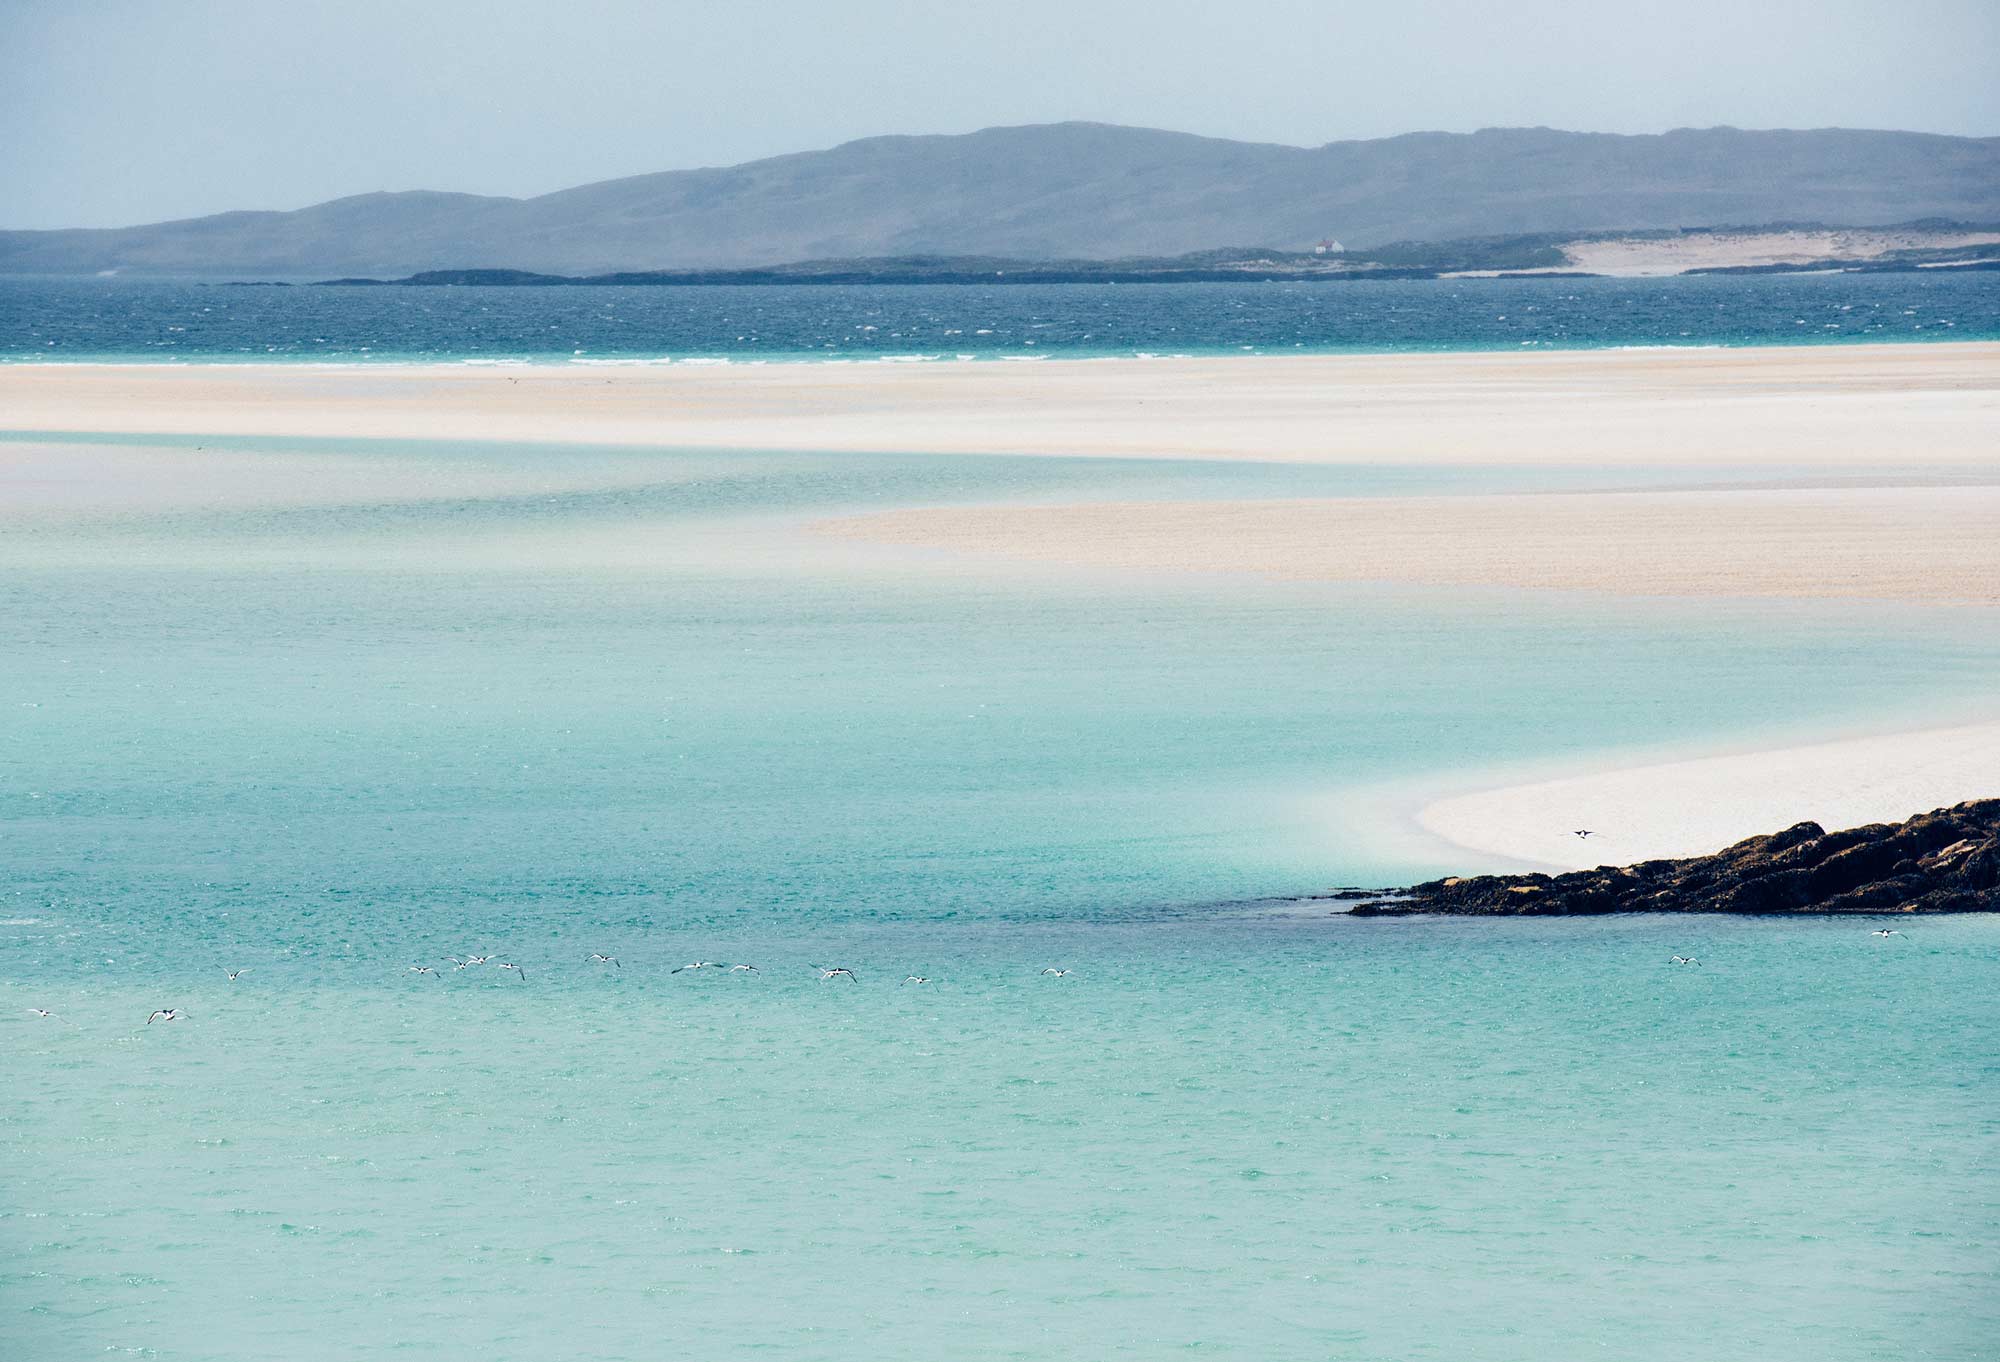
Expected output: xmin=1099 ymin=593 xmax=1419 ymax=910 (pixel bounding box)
xmin=6 ymin=122 xmax=1998 ymax=277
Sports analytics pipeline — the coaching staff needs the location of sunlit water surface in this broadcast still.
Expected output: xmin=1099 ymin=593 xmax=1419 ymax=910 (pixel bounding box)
xmin=3 ymin=271 xmax=1997 ymax=361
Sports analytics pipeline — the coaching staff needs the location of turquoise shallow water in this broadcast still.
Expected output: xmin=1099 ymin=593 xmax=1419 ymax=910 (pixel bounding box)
xmin=4 ymin=432 xmax=1998 ymax=1358
xmin=10 ymin=917 xmax=1998 ymax=1361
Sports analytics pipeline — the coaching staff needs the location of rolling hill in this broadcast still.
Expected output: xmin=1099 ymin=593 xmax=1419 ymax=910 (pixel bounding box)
xmin=5 ymin=122 xmax=1997 ymax=277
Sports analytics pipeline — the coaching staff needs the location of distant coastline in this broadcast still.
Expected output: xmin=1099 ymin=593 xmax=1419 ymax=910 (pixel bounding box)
xmin=307 ymin=263 xmax=1457 ymax=287
xmin=8 ymin=123 xmax=1999 ymax=281
xmin=287 ymin=225 xmax=2000 ymax=289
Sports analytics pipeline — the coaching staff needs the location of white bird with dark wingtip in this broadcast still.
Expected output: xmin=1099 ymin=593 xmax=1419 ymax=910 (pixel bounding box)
xmin=730 ymin=963 xmax=758 ymax=973
xmin=817 ymin=967 xmax=857 ymax=982
xmin=590 ymin=954 xmax=620 ymax=968
xmin=902 ymin=975 xmax=930 ymax=985
xmin=226 ymin=968 xmax=249 ymax=981
xmin=1040 ymin=968 xmax=1071 ymax=977
xmin=495 ymin=962 xmax=527 ymax=981
xmin=1871 ymin=928 xmax=1904 ymax=937
xmin=1670 ymin=956 xmax=1701 ymax=966
xmin=1573 ymin=829 xmax=1594 ymax=839
xmin=672 ymin=961 xmax=724 ymax=974
xmin=409 ymin=965 xmax=439 ymax=978
xmin=146 ymin=1008 xmax=180 ymax=1025
xmin=27 ymin=1008 xmax=54 ymax=1018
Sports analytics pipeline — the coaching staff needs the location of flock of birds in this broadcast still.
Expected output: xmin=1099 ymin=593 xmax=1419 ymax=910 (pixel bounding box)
xmin=21 ymin=956 xmax=1088 ymax=1026
xmin=398 ymin=958 xmax=1078 ymax=986
xmin=20 ymin=931 xmax=1917 ymax=1028
xmin=1661 ymin=928 xmax=1905 ymax=969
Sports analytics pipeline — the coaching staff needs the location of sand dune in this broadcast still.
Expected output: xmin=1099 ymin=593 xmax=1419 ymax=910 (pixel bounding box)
xmin=1559 ymin=228 xmax=2000 ymax=277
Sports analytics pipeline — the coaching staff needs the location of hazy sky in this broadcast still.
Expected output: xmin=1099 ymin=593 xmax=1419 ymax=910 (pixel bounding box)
xmin=6 ymin=0 xmax=1997 ymax=229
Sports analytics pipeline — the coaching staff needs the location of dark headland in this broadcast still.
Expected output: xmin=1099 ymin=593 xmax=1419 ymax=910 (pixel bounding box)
xmin=1343 ymin=799 xmax=1999 ymax=916
xmin=300 ymin=226 xmax=2000 ymax=289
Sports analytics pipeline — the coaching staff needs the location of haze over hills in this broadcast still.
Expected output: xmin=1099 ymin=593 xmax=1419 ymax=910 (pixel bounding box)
xmin=4 ymin=122 xmax=1998 ymax=277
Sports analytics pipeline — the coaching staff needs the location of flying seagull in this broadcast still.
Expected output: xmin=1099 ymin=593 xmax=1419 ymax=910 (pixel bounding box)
xmin=672 ymin=961 xmax=724 ymax=974
xmin=496 ymin=962 xmax=527 ymax=981
xmin=27 ymin=1008 xmax=54 ymax=1018
xmin=146 ymin=1008 xmax=180 ymax=1025
xmin=1670 ymin=956 xmax=1701 ymax=966
xmin=729 ymin=963 xmax=759 ymax=973
xmin=817 ymin=967 xmax=858 ymax=982
xmin=1040 ymin=968 xmax=1071 ymax=977
xmin=409 ymin=965 xmax=439 ymax=978
xmin=1573 ymin=830 xmax=1594 ymax=839
xmin=902 ymin=975 xmax=931 ymax=985
xmin=225 ymin=968 xmax=249 ymax=981
xmin=1871 ymin=928 xmax=1903 ymax=937
xmin=590 ymin=954 xmax=620 ymax=968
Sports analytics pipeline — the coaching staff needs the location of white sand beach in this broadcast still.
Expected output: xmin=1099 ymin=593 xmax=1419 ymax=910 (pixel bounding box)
xmin=816 ymin=486 xmax=2000 ymax=606
xmin=1417 ymin=720 xmax=2000 ymax=872
xmin=6 ymin=343 xmax=1996 ymax=865
xmin=3 ymin=342 xmax=1997 ymax=466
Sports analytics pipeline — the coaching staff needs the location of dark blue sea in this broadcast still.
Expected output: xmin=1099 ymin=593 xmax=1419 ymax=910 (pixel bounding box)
xmin=2 ymin=271 xmax=1996 ymax=361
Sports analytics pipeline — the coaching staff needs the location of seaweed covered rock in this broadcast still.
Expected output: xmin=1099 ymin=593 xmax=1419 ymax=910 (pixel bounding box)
xmin=1351 ymin=798 xmax=2000 ymax=915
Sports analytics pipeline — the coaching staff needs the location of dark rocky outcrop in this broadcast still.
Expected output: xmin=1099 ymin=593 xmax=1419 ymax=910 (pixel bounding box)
xmin=1350 ymin=799 xmax=2000 ymax=916
xmin=310 ymin=257 xmax=1455 ymax=287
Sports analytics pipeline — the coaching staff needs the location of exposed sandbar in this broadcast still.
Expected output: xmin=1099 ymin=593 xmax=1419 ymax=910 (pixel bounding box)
xmin=2 ymin=342 xmax=1996 ymax=467
xmin=8 ymin=344 xmax=1997 ymax=875
xmin=1416 ymin=721 xmax=2000 ymax=872
xmin=814 ymin=486 xmax=2000 ymax=606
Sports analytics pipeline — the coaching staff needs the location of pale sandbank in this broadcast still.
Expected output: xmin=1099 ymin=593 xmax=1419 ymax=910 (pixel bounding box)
xmin=813 ymin=485 xmax=2000 ymax=606
xmin=2 ymin=343 xmax=1997 ymax=468
xmin=1416 ymin=720 xmax=2000 ymax=873
xmin=6 ymin=344 xmax=1997 ymax=873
